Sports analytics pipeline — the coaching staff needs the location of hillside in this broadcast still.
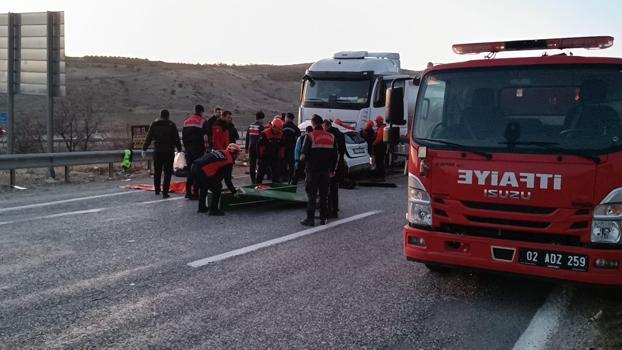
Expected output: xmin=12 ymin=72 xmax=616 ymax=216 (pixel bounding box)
xmin=0 ymin=57 xmax=309 ymax=147
xmin=0 ymin=56 xmax=417 ymax=152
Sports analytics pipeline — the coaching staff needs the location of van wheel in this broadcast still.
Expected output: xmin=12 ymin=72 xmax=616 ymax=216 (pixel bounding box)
xmin=425 ymin=263 xmax=451 ymax=273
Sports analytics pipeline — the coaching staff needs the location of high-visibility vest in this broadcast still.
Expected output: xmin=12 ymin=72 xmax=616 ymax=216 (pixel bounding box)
xmin=121 ymin=149 xmax=133 ymax=169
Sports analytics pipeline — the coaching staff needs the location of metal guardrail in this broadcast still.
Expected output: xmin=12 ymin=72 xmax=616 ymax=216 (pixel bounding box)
xmin=0 ymin=149 xmax=153 ymax=170
xmin=0 ymin=149 xmax=154 ymax=187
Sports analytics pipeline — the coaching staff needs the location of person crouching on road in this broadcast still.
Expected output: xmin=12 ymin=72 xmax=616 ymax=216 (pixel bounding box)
xmin=300 ymin=114 xmax=337 ymax=227
xmin=257 ymin=116 xmax=285 ymax=184
xmin=191 ymin=143 xmax=242 ymax=216
xmin=142 ymin=109 xmax=182 ymax=198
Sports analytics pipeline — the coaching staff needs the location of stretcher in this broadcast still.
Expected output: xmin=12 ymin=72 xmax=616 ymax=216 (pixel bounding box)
xmin=211 ymin=183 xmax=308 ymax=209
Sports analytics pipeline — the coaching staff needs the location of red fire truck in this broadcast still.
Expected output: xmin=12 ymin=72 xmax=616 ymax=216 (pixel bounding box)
xmin=386 ymin=36 xmax=622 ymax=285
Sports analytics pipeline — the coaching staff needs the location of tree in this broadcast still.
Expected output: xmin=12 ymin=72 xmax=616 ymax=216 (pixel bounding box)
xmin=55 ymin=88 xmax=103 ymax=152
xmin=15 ymin=118 xmax=46 ymax=153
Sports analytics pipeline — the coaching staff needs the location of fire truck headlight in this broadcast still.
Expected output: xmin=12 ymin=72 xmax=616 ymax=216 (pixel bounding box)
xmin=592 ymin=191 xmax=622 ymax=244
xmin=591 ymin=220 xmax=621 ymax=244
xmin=594 ymin=203 xmax=622 ymax=219
xmin=408 ymin=175 xmax=432 ymax=227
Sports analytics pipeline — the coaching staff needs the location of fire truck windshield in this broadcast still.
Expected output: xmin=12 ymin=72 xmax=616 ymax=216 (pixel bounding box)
xmin=413 ymin=65 xmax=622 ymax=155
xmin=303 ymin=79 xmax=372 ymax=110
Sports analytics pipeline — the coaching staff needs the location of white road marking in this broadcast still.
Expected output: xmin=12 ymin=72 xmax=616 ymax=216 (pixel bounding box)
xmin=0 ymin=208 xmax=105 ymax=226
xmin=512 ymin=286 xmax=572 ymax=350
xmin=0 ymin=191 xmax=136 ymax=213
xmin=135 ymin=197 xmax=186 ymax=205
xmin=0 ymin=195 xmax=187 ymax=226
xmin=188 ymin=210 xmax=382 ymax=268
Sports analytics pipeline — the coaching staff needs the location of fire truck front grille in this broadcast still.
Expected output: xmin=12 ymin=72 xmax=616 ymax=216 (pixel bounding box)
xmin=461 ymin=201 xmax=556 ymax=215
xmin=440 ymin=224 xmax=582 ymax=247
xmin=465 ymin=216 xmax=550 ymax=229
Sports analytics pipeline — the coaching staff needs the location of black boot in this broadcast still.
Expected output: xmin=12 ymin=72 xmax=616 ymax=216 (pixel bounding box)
xmin=300 ymin=218 xmax=315 ymax=226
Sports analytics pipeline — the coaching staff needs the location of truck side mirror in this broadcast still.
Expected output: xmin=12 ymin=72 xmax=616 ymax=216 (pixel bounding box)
xmin=385 ymin=87 xmax=406 ymax=125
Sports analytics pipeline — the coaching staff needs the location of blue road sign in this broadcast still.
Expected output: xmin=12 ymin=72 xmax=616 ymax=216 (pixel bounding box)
xmin=0 ymin=112 xmax=7 ymax=127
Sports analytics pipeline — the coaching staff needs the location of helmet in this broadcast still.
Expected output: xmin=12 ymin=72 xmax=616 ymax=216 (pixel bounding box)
xmin=375 ymin=116 xmax=384 ymax=125
xmin=366 ymin=120 xmax=374 ymax=129
xmin=227 ymin=143 xmax=241 ymax=154
xmin=272 ymin=116 xmax=284 ymax=129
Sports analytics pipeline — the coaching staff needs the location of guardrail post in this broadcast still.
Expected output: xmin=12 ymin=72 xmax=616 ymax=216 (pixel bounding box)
xmin=10 ymin=169 xmax=16 ymax=187
xmin=64 ymin=165 xmax=70 ymax=183
xmin=108 ymin=162 xmax=113 ymax=179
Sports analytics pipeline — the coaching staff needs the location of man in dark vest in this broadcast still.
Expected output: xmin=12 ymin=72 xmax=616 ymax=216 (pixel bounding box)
xmin=323 ymin=119 xmax=346 ymax=219
xmin=191 ymin=143 xmax=241 ymax=216
xmin=245 ymin=111 xmax=265 ymax=184
xmin=182 ymin=104 xmax=209 ymax=199
xmin=300 ymin=114 xmax=337 ymax=226
xmin=143 ymin=109 xmax=182 ymax=198
xmin=282 ymin=112 xmax=301 ymax=184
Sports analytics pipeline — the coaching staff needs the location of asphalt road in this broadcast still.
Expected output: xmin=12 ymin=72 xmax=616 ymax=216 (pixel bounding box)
xmin=0 ymin=174 xmax=619 ymax=349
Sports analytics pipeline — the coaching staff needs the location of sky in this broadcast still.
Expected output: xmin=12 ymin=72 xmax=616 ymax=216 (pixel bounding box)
xmin=1 ymin=0 xmax=621 ymax=70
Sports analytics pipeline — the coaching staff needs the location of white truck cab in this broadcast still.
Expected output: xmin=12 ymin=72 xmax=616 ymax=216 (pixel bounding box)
xmin=298 ymin=51 xmax=418 ymax=172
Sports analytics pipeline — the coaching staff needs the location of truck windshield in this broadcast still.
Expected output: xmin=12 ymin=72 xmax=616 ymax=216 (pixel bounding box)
xmin=303 ymin=79 xmax=371 ymax=110
xmin=413 ymin=65 xmax=622 ymax=155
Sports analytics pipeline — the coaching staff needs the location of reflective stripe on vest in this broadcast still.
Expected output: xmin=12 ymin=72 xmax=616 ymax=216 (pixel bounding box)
xmin=201 ymin=151 xmax=233 ymax=177
xmin=184 ymin=115 xmax=205 ymax=128
xmin=309 ymin=130 xmax=334 ymax=149
xmin=248 ymin=124 xmax=261 ymax=136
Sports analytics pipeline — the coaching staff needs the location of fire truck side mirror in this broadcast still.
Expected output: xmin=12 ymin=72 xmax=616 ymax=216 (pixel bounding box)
xmin=385 ymin=87 xmax=406 ymax=125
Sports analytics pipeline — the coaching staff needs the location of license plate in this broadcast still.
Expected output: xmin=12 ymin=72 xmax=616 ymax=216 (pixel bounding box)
xmin=519 ymin=249 xmax=588 ymax=272
xmin=353 ymin=147 xmax=365 ymax=154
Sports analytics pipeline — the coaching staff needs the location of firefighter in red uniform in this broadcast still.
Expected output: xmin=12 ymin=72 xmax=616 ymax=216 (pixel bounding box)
xmin=191 ymin=143 xmax=241 ymax=216
xmin=182 ymin=105 xmax=209 ymax=199
xmin=300 ymin=114 xmax=337 ymax=226
xmin=245 ymin=111 xmax=266 ymax=184
xmin=210 ymin=110 xmax=232 ymax=151
xmin=257 ymin=116 xmax=285 ymax=184
xmin=373 ymin=116 xmax=386 ymax=180
xmin=360 ymin=120 xmax=376 ymax=156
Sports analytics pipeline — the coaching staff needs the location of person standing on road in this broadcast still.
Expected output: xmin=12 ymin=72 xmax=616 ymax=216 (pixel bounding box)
xmin=205 ymin=106 xmax=223 ymax=150
xmin=257 ymin=116 xmax=285 ymax=184
xmin=142 ymin=109 xmax=182 ymax=198
xmin=225 ymin=112 xmax=240 ymax=144
xmin=323 ymin=119 xmax=346 ymax=219
xmin=373 ymin=116 xmax=387 ymax=181
xmin=245 ymin=111 xmax=265 ymax=184
xmin=360 ymin=120 xmax=376 ymax=156
xmin=300 ymin=114 xmax=337 ymax=226
xmin=282 ymin=112 xmax=301 ymax=184
xmin=210 ymin=111 xmax=232 ymax=151
xmin=191 ymin=143 xmax=241 ymax=216
xmin=182 ymin=104 xmax=210 ymax=199
xmin=292 ymin=125 xmax=314 ymax=185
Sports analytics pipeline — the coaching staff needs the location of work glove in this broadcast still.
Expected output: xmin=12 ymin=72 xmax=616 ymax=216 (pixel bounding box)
xmin=141 ymin=151 xmax=146 ymax=158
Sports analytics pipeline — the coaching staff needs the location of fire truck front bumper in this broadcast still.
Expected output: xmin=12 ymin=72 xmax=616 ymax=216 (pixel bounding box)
xmin=404 ymin=225 xmax=622 ymax=286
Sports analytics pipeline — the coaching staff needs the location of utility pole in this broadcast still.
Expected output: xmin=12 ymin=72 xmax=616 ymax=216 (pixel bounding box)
xmin=7 ymin=13 xmax=16 ymax=186
xmin=46 ymin=11 xmax=55 ymax=178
